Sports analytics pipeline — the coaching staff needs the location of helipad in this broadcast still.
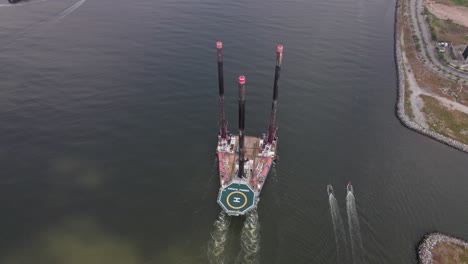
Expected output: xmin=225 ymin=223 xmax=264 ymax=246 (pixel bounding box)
xmin=217 ymin=182 xmax=256 ymax=216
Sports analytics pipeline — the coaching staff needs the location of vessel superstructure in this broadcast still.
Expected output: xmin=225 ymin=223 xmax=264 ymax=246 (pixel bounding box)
xmin=215 ymin=42 xmax=283 ymax=216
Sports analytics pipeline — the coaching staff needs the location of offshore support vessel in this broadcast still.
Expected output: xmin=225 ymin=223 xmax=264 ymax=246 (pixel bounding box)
xmin=215 ymin=41 xmax=284 ymax=216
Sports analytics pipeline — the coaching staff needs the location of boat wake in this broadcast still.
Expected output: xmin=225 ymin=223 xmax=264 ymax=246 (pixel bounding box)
xmin=208 ymin=209 xmax=261 ymax=264
xmin=54 ymin=0 xmax=87 ymax=22
xmin=235 ymin=208 xmax=261 ymax=264
xmin=207 ymin=211 xmax=231 ymax=264
xmin=346 ymin=191 xmax=364 ymax=264
xmin=2 ymin=0 xmax=88 ymax=48
xmin=329 ymin=193 xmax=349 ymax=263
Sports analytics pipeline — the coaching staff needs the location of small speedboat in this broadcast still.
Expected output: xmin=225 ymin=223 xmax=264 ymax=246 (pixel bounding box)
xmin=347 ymin=181 xmax=353 ymax=193
xmin=327 ymin=184 xmax=334 ymax=196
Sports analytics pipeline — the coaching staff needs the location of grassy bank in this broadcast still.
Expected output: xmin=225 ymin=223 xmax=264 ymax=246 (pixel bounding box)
xmin=403 ymin=71 xmax=415 ymax=120
xmin=424 ymin=7 xmax=468 ymax=44
xmin=451 ymin=0 xmax=468 ymax=7
xmin=434 ymin=0 xmax=468 ymax=8
xmin=431 ymin=242 xmax=468 ymax=263
xmin=420 ymin=95 xmax=468 ymax=144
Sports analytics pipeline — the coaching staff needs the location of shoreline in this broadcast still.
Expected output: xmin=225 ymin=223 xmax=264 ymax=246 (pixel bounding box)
xmin=417 ymin=232 xmax=468 ymax=264
xmin=393 ymin=0 xmax=468 ymax=154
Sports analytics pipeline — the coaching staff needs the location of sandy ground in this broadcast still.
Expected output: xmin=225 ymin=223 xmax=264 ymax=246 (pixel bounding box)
xmin=432 ymin=242 xmax=468 ymax=264
xmin=401 ymin=34 xmax=429 ymax=127
xmin=436 ymin=95 xmax=468 ymax=113
xmin=425 ymin=0 xmax=468 ymax=27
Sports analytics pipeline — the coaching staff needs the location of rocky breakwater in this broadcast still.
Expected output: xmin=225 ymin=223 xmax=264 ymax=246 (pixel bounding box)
xmin=394 ymin=0 xmax=468 ymax=154
xmin=418 ymin=232 xmax=468 ymax=264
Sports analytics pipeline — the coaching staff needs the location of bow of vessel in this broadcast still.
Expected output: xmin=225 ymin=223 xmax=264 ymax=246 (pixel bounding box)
xmin=347 ymin=181 xmax=353 ymax=194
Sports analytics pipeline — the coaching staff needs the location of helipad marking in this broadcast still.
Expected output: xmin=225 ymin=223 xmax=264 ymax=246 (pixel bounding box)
xmin=217 ymin=182 xmax=256 ymax=215
xmin=226 ymin=191 xmax=248 ymax=209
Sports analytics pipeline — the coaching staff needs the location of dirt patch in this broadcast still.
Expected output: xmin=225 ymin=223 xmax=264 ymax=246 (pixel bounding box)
xmin=402 ymin=51 xmax=429 ymax=125
xmin=426 ymin=1 xmax=468 ymax=27
xmin=426 ymin=12 xmax=468 ymax=44
xmin=431 ymin=242 xmax=468 ymax=264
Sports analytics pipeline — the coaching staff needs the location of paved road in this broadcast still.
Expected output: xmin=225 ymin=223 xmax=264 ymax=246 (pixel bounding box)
xmin=408 ymin=0 xmax=468 ymax=80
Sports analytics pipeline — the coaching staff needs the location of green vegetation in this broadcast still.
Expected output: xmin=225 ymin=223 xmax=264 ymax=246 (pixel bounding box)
xmin=451 ymin=0 xmax=468 ymax=7
xmin=412 ymin=35 xmax=421 ymax=52
xmin=460 ymin=250 xmax=468 ymax=262
xmin=450 ymin=48 xmax=458 ymax=60
xmin=424 ymin=7 xmax=468 ymax=44
xmin=424 ymin=8 xmax=439 ymax=41
xmin=421 ymin=95 xmax=468 ymax=144
xmin=433 ymin=242 xmax=468 ymax=264
xmin=424 ymin=6 xmax=430 ymax=16
xmin=403 ymin=71 xmax=415 ymax=120
xmin=438 ymin=51 xmax=449 ymax=64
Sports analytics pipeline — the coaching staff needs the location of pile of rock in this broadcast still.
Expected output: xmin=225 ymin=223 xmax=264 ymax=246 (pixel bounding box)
xmin=394 ymin=0 xmax=468 ymax=154
xmin=418 ymin=232 xmax=468 ymax=264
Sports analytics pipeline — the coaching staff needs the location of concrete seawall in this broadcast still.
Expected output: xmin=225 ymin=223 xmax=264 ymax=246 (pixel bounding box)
xmin=417 ymin=232 xmax=468 ymax=264
xmin=393 ymin=0 xmax=468 ymax=154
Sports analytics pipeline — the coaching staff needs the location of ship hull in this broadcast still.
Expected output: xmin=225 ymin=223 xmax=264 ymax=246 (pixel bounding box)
xmin=216 ymin=135 xmax=277 ymax=216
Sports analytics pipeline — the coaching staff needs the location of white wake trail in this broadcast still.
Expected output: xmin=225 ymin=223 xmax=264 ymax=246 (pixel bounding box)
xmin=329 ymin=193 xmax=349 ymax=264
xmin=236 ymin=208 xmax=261 ymax=264
xmin=54 ymin=0 xmax=87 ymax=22
xmin=207 ymin=211 xmax=231 ymax=264
xmin=347 ymin=191 xmax=364 ymax=264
